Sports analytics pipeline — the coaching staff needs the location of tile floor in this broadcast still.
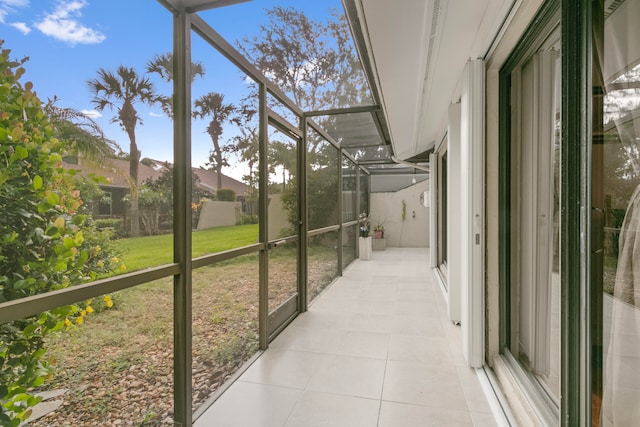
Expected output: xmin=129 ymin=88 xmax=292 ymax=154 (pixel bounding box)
xmin=194 ymin=248 xmax=499 ymax=427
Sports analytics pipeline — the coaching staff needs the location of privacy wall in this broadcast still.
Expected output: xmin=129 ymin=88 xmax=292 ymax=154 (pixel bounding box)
xmin=370 ymin=179 xmax=429 ymax=248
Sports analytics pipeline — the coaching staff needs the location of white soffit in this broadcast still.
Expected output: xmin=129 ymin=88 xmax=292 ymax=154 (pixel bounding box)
xmin=358 ymin=0 xmax=429 ymax=160
xmin=357 ymin=0 xmax=515 ymax=159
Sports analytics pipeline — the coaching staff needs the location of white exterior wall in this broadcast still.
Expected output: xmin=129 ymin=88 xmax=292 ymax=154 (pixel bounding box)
xmin=268 ymin=194 xmax=290 ymax=240
xmin=370 ymin=179 xmax=430 ymax=248
xmin=196 ymin=201 xmax=241 ymax=230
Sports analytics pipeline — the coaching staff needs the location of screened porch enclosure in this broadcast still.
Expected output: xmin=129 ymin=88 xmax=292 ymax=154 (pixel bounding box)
xmin=0 ymin=1 xmax=431 ymax=426
xmin=160 ymin=2 xmax=423 ymax=423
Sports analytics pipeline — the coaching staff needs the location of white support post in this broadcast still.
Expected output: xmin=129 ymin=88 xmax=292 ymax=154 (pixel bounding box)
xmin=447 ymin=103 xmax=462 ymax=324
xmin=461 ymin=59 xmax=485 ymax=368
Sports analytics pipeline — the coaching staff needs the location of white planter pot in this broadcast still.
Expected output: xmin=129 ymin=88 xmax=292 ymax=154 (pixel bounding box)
xmin=359 ymin=236 xmax=372 ymax=260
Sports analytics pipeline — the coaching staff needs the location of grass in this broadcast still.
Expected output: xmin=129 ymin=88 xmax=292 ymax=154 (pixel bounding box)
xmin=116 ymin=223 xmax=258 ymax=272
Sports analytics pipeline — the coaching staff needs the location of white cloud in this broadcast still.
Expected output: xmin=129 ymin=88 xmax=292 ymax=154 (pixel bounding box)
xmin=149 ymin=111 xmax=164 ymax=118
xmin=34 ymin=0 xmax=105 ymax=46
xmin=1 ymin=0 xmax=29 ymax=6
xmin=9 ymin=21 xmax=29 ymax=34
xmin=82 ymin=109 xmax=101 ymax=118
xmin=0 ymin=0 xmax=29 ymax=24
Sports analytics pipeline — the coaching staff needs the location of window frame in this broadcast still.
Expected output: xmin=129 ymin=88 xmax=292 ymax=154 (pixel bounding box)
xmin=498 ymin=0 xmax=591 ymax=424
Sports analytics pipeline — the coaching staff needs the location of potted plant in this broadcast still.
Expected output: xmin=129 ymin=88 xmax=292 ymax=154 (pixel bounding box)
xmin=373 ymin=224 xmax=385 ymax=239
xmin=358 ymin=212 xmax=370 ymax=237
xmin=358 ymin=212 xmax=372 ymax=260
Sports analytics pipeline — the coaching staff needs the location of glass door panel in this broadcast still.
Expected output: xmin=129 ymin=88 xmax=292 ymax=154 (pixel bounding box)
xmin=502 ymin=15 xmax=562 ymax=413
xmin=592 ymin=1 xmax=640 ymax=424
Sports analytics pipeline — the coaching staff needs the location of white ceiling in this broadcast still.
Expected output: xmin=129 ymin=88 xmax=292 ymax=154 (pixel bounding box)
xmin=353 ymin=0 xmax=516 ymax=160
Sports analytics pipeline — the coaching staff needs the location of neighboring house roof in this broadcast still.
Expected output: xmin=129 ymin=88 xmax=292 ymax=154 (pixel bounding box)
xmin=192 ymin=167 xmax=248 ymax=197
xmin=62 ymin=157 xmax=248 ymax=196
xmin=61 ymin=158 xmax=163 ymax=188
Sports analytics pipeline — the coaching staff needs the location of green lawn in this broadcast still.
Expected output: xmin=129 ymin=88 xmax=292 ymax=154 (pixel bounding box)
xmin=116 ymin=224 xmax=259 ymax=272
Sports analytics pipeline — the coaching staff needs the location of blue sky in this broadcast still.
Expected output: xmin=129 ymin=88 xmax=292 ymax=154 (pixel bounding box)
xmin=0 ymin=0 xmax=339 ymax=180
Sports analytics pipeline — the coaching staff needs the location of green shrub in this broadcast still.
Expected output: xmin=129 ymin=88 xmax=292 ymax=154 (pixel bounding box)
xmin=216 ymin=188 xmax=236 ymax=201
xmin=0 ymin=42 xmax=117 ymax=426
xmin=79 ymin=223 xmax=126 ymax=279
xmin=93 ymin=218 xmax=125 ymax=239
xmin=241 ymin=214 xmax=258 ymax=224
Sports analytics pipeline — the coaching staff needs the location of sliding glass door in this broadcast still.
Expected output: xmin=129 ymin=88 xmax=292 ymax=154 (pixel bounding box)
xmin=592 ymin=0 xmax=640 ymax=424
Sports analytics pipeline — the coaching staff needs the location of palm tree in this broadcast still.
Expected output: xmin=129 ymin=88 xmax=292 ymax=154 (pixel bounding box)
xmin=146 ymin=52 xmax=205 ymax=83
xmin=146 ymin=52 xmax=205 ymax=118
xmin=45 ymin=98 xmax=120 ymax=161
xmin=192 ymin=92 xmax=236 ymax=191
xmin=87 ymin=65 xmax=159 ymax=237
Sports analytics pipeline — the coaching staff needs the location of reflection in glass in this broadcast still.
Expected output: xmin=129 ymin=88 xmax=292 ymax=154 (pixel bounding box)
xmin=595 ymin=0 xmax=640 ymax=424
xmin=33 ymin=282 xmax=173 ymax=426
xmin=308 ymin=231 xmax=339 ymax=304
xmin=192 ymin=256 xmax=259 ymax=413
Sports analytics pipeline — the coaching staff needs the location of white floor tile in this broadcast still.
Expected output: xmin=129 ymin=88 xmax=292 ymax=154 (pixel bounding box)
xmin=194 ymin=382 xmax=301 ymax=427
xmin=345 ymin=312 xmax=395 ymax=334
xmin=379 ymin=401 xmax=473 ymax=427
xmin=388 ymin=335 xmax=455 ymax=366
xmin=470 ymin=411 xmax=500 ymax=427
xmin=382 ymin=360 xmax=466 ymax=409
xmin=456 ymin=366 xmax=494 ymax=414
xmin=269 ymin=325 xmax=340 ymax=354
xmin=332 ymin=329 xmax=390 ymax=359
xmin=391 ymin=314 xmax=445 ymax=337
xmin=283 ymin=391 xmax=380 ymax=427
xmin=306 ymin=354 xmax=386 ymax=399
xmin=196 ymin=248 xmax=500 ymax=427
xmin=240 ymin=349 xmax=326 ymax=389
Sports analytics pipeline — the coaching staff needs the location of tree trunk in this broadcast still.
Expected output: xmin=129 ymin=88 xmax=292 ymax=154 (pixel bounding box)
xmin=128 ymin=138 xmax=140 ymax=237
xmin=213 ymin=136 xmax=223 ymax=192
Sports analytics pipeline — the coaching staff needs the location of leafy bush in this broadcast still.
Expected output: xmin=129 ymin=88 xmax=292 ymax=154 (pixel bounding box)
xmin=93 ymin=218 xmax=125 ymax=239
xmin=0 ymin=42 xmax=117 ymax=425
xmin=241 ymin=214 xmax=258 ymax=224
xmin=79 ymin=222 xmax=126 ymax=279
xmin=216 ymin=188 xmax=236 ymax=201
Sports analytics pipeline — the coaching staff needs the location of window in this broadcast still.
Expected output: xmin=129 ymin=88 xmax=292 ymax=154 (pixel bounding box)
xmin=501 ymin=4 xmax=561 ymax=418
xmin=98 ymin=190 xmax=113 ymax=216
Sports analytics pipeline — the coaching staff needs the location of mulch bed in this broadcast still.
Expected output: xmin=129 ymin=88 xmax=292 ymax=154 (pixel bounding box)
xmin=31 ymin=254 xmax=338 ymax=426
